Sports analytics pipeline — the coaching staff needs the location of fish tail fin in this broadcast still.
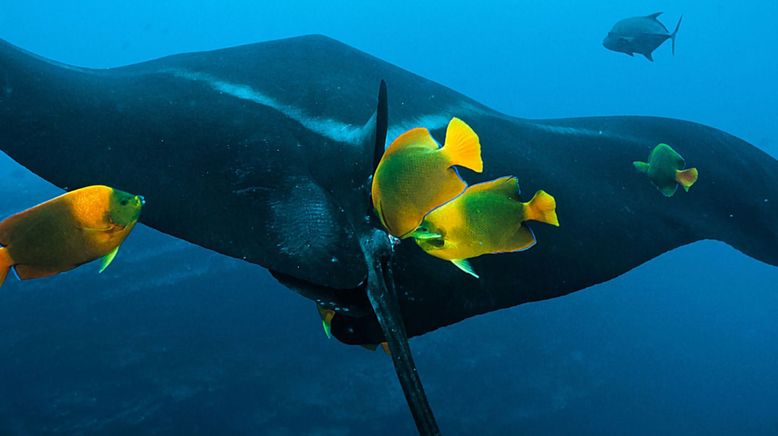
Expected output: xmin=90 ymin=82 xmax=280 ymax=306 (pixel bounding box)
xmin=633 ymin=161 xmax=650 ymax=174
xmin=675 ymin=167 xmax=698 ymax=192
xmin=316 ymin=304 xmax=335 ymax=339
xmin=0 ymin=247 xmax=12 ymax=289
xmin=671 ymin=15 xmax=683 ymax=55
xmin=380 ymin=342 xmax=392 ymax=356
xmin=524 ymin=190 xmax=559 ymax=226
xmin=442 ymin=117 xmax=483 ymax=173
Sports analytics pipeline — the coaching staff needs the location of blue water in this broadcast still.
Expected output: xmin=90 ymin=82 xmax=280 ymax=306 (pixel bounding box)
xmin=1 ymin=1 xmax=777 ymax=434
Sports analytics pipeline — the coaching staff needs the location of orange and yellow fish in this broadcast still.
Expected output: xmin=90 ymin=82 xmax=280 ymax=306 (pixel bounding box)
xmin=0 ymin=185 xmax=144 ymax=288
xmin=371 ymin=117 xmax=483 ymax=238
xmin=410 ymin=176 xmax=558 ymax=278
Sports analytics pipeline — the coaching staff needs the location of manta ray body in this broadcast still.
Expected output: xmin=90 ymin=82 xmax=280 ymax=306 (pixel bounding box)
xmin=1 ymin=35 xmax=775 ymax=434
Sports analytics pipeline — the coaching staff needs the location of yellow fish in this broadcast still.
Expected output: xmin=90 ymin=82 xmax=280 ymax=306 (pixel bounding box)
xmin=371 ymin=117 xmax=483 ymax=238
xmin=410 ymin=176 xmax=558 ymax=278
xmin=0 ymin=185 xmax=144 ymax=288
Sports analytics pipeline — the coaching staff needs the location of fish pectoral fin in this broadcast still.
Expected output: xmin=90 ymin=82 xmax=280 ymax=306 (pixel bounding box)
xmin=99 ymin=246 xmax=120 ymax=273
xmin=409 ymin=228 xmax=443 ymax=240
xmin=633 ymin=161 xmax=650 ymax=174
xmin=643 ymin=52 xmax=654 ymax=62
xmin=451 ymin=259 xmax=479 ymax=279
xmin=79 ymin=225 xmax=114 ymax=233
xmin=14 ymin=264 xmax=61 ymax=280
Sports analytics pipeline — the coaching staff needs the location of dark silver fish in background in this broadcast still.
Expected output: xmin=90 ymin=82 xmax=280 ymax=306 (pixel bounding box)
xmin=603 ymin=12 xmax=682 ymax=61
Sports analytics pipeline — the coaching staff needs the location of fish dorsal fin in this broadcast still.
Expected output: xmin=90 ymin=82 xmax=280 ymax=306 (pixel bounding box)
xmin=384 ymin=128 xmax=438 ymax=156
xmin=647 ymin=12 xmax=663 ymax=20
xmin=99 ymin=246 xmax=120 ymax=273
xmin=467 ymin=176 xmax=521 ymax=200
xmin=649 ymin=143 xmax=669 ymax=161
xmin=451 ymin=259 xmax=479 ymax=278
xmin=656 ymin=143 xmax=686 ymax=168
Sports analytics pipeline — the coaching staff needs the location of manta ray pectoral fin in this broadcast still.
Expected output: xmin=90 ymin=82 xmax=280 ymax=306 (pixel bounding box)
xmin=361 ymin=230 xmax=441 ymax=436
xmin=99 ymin=246 xmax=120 ymax=273
xmin=451 ymin=259 xmax=479 ymax=278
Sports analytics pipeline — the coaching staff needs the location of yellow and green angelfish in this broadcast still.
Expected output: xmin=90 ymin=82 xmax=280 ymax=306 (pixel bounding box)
xmin=0 ymin=185 xmax=144 ymax=287
xmin=410 ymin=176 xmax=558 ymax=278
xmin=633 ymin=143 xmax=699 ymax=197
xmin=371 ymin=117 xmax=483 ymax=238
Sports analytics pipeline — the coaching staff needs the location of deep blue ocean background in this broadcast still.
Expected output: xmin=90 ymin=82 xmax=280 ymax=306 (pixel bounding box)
xmin=1 ymin=1 xmax=777 ymax=434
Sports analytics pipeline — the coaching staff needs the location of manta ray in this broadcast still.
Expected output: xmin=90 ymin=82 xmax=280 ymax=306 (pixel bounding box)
xmin=1 ymin=35 xmax=776 ymax=434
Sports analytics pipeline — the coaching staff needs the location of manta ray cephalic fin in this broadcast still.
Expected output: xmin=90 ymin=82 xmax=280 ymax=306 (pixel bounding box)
xmin=361 ymin=230 xmax=441 ymax=436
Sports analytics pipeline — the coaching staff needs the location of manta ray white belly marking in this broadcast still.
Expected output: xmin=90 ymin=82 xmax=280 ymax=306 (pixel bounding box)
xmin=167 ymin=69 xmax=479 ymax=147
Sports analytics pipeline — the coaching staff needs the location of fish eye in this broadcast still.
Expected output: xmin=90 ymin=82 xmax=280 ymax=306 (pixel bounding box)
xmin=121 ymin=199 xmax=128 ymax=206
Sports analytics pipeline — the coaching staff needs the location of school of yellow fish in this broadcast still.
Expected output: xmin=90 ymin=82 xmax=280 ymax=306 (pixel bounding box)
xmin=372 ymin=117 xmax=559 ymax=278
